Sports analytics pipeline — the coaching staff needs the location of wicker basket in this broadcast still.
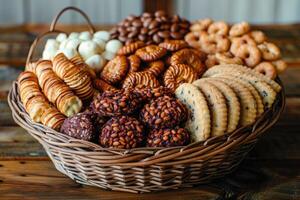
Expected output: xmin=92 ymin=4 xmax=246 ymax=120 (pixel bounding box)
xmin=8 ymin=7 xmax=286 ymax=193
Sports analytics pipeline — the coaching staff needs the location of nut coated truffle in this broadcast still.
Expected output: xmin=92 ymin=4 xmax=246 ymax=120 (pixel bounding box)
xmin=140 ymin=95 xmax=187 ymax=129
xmin=100 ymin=116 xmax=144 ymax=149
xmin=147 ymin=127 xmax=190 ymax=147
xmin=60 ymin=113 xmax=96 ymax=141
xmin=90 ymin=88 xmax=143 ymax=117
xmin=133 ymin=86 xmax=174 ymax=102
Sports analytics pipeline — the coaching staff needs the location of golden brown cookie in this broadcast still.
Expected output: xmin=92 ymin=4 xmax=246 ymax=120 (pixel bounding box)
xmin=135 ymin=45 xmax=167 ymax=61
xmin=100 ymin=55 xmax=128 ymax=84
xmin=117 ymin=41 xmax=145 ymax=55
xmin=127 ymin=54 xmax=141 ymax=72
xmin=143 ymin=60 xmax=165 ymax=76
xmin=163 ymin=64 xmax=198 ymax=92
xmin=93 ymin=78 xmax=117 ymax=92
xmin=122 ymin=71 xmax=160 ymax=89
xmin=170 ymin=48 xmax=206 ymax=76
xmin=159 ymin=40 xmax=188 ymax=51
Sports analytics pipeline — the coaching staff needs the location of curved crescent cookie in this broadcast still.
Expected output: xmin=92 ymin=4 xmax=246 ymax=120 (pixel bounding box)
xmin=214 ymin=77 xmax=257 ymax=126
xmin=199 ymin=78 xmax=240 ymax=133
xmin=203 ymin=64 xmax=281 ymax=92
xmin=214 ymin=74 xmax=264 ymax=117
xmin=193 ymin=80 xmax=228 ymax=136
xmin=175 ymin=83 xmax=211 ymax=142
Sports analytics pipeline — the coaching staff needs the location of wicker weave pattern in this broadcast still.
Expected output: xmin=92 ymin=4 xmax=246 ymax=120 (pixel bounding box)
xmin=8 ymin=80 xmax=285 ymax=193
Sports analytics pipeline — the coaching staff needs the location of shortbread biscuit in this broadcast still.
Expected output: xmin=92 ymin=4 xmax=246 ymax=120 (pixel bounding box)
xmin=214 ymin=74 xmax=264 ymax=117
xmin=203 ymin=64 xmax=281 ymax=92
xmin=214 ymin=77 xmax=257 ymax=126
xmin=175 ymin=83 xmax=211 ymax=142
xmin=193 ymin=80 xmax=228 ymax=136
xmin=203 ymin=78 xmax=240 ymax=133
xmin=208 ymin=70 xmax=277 ymax=108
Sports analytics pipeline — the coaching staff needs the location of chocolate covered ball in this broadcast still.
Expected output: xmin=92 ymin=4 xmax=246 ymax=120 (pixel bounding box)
xmin=140 ymin=95 xmax=187 ymax=129
xmin=90 ymin=88 xmax=143 ymax=117
xmin=60 ymin=113 xmax=96 ymax=141
xmin=147 ymin=127 xmax=190 ymax=147
xmin=100 ymin=116 xmax=144 ymax=149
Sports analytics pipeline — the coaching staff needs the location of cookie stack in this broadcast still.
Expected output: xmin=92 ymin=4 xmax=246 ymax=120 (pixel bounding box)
xmin=96 ymin=40 xmax=206 ymax=92
xmin=52 ymin=53 xmax=94 ymax=101
xmin=185 ymin=19 xmax=287 ymax=79
xmin=34 ymin=59 xmax=83 ymax=117
xmin=175 ymin=64 xmax=281 ymax=142
xmin=18 ymin=71 xmax=66 ymax=130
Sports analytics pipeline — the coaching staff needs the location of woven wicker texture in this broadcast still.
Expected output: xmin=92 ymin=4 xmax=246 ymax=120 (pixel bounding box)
xmin=8 ymin=7 xmax=286 ymax=193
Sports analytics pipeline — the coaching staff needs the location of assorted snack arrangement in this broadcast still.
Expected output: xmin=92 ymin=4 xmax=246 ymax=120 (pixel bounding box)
xmin=18 ymin=12 xmax=286 ymax=150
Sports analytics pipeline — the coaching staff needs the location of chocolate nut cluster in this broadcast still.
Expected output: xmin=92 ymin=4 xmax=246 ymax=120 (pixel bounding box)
xmin=147 ymin=127 xmax=190 ymax=147
xmin=90 ymin=88 xmax=144 ymax=117
xmin=60 ymin=112 xmax=97 ymax=142
xmin=100 ymin=116 xmax=144 ymax=149
xmin=140 ymin=95 xmax=187 ymax=129
xmin=110 ymin=11 xmax=190 ymax=44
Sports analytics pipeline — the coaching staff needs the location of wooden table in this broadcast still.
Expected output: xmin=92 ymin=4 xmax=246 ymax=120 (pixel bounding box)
xmin=0 ymin=24 xmax=300 ymax=200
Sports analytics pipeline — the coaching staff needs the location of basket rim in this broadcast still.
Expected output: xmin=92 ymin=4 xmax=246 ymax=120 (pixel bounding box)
xmin=8 ymin=78 xmax=285 ymax=155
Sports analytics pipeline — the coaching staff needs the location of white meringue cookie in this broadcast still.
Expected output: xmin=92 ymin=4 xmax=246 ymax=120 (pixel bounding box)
xmin=101 ymin=51 xmax=116 ymax=60
xmin=79 ymin=31 xmax=92 ymax=41
xmin=59 ymin=39 xmax=69 ymax=50
xmin=44 ymin=39 xmax=59 ymax=51
xmin=68 ymin=32 xmax=80 ymax=39
xmin=94 ymin=31 xmax=110 ymax=41
xmin=85 ymin=54 xmax=106 ymax=72
xmin=56 ymin=33 xmax=67 ymax=43
xmin=66 ymin=38 xmax=81 ymax=50
xmin=78 ymin=40 xmax=101 ymax=60
xmin=92 ymin=37 xmax=106 ymax=52
xmin=105 ymin=39 xmax=123 ymax=54
xmin=57 ymin=48 xmax=78 ymax=59
xmin=42 ymin=49 xmax=57 ymax=60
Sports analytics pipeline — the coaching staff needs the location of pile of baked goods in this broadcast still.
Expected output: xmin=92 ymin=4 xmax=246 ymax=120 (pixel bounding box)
xmin=18 ymin=13 xmax=286 ymax=149
xmin=42 ymin=30 xmax=123 ymax=72
xmin=185 ymin=19 xmax=287 ymax=79
xmin=96 ymin=40 xmax=206 ymax=92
